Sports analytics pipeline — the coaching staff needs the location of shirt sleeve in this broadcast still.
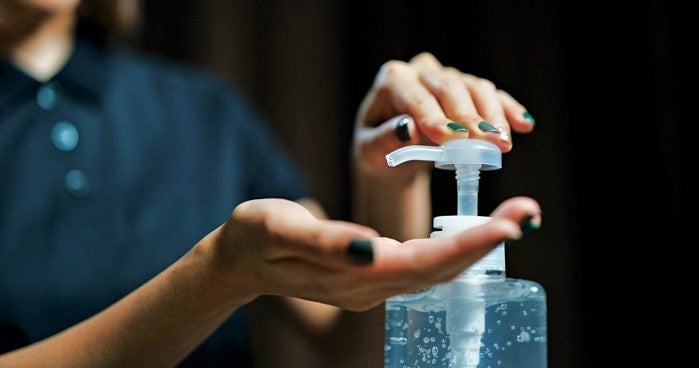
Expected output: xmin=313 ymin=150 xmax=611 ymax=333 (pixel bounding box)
xmin=213 ymin=82 xmax=309 ymax=202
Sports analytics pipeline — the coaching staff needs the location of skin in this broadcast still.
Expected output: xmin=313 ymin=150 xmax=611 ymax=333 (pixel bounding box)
xmin=0 ymin=0 xmax=77 ymax=80
xmin=0 ymin=0 xmax=540 ymax=366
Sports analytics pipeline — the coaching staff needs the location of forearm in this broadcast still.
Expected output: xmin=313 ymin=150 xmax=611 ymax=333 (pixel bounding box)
xmin=353 ymin=168 xmax=432 ymax=241
xmin=251 ymin=296 xmax=384 ymax=368
xmin=0 ymin=228 xmax=254 ymax=368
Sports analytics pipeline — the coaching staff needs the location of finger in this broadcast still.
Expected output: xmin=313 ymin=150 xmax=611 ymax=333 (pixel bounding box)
xmin=489 ymin=196 xmax=542 ymax=233
xmin=284 ymin=217 xmax=520 ymax=308
xmin=348 ymin=197 xmax=542 ymax=279
xmin=498 ymin=90 xmax=536 ymax=133
xmin=282 ymin=206 xmax=537 ymax=307
xmin=276 ymin=218 xmax=380 ymax=267
xmin=355 ymin=114 xmax=421 ymax=167
xmin=355 ymin=114 xmax=441 ymax=176
xmin=412 ymin=55 xmax=513 ymax=151
xmin=259 ymin=258 xmax=387 ymax=311
xmin=416 ymin=71 xmax=488 ymax=140
xmin=232 ymin=198 xmax=316 ymax=225
xmin=372 ymin=218 xmax=521 ymax=279
xmin=370 ymin=61 xmax=463 ymax=144
xmin=463 ymin=76 xmax=513 ymax=152
xmin=408 ymin=52 xmax=444 ymax=69
xmin=410 ymin=54 xmax=489 ymax=141
xmin=238 ymin=199 xmax=377 ymax=265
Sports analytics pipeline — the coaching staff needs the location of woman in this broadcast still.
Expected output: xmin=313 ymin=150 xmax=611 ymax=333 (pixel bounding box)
xmin=0 ymin=0 xmax=540 ymax=366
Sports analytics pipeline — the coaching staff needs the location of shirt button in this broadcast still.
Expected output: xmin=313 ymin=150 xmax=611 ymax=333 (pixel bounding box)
xmin=64 ymin=169 xmax=90 ymax=198
xmin=36 ymin=81 xmax=62 ymax=110
xmin=51 ymin=121 xmax=79 ymax=152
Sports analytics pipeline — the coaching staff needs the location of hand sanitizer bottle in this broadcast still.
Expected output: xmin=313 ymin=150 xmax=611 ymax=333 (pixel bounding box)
xmin=383 ymin=139 xmax=547 ymax=368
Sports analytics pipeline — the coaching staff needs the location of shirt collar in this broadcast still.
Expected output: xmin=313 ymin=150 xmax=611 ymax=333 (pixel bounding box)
xmin=0 ymin=37 xmax=108 ymax=107
xmin=0 ymin=58 xmax=35 ymax=107
xmin=57 ymin=38 xmax=108 ymax=103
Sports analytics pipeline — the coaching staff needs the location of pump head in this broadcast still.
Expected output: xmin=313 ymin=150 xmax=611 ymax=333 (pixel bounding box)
xmin=385 ymin=138 xmax=501 ymax=170
xmin=386 ymin=139 xmax=502 ymax=216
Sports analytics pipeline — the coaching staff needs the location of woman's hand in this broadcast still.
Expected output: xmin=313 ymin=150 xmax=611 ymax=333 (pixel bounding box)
xmin=209 ymin=196 xmax=540 ymax=311
xmin=354 ymin=52 xmax=535 ymax=178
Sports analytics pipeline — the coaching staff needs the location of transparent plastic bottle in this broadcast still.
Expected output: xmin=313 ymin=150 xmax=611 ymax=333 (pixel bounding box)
xmin=384 ymin=139 xmax=547 ymax=368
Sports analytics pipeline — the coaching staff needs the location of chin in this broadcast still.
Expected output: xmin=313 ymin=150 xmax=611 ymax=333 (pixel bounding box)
xmin=15 ymin=0 xmax=81 ymax=14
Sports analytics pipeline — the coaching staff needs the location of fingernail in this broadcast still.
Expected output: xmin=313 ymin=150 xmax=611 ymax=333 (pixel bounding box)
xmin=497 ymin=127 xmax=510 ymax=143
xmin=447 ymin=122 xmax=468 ymax=133
xmin=395 ymin=116 xmax=411 ymax=142
xmin=519 ymin=215 xmax=541 ymax=235
xmin=523 ymin=111 xmax=536 ymax=125
xmin=348 ymin=239 xmax=374 ymax=265
xmin=478 ymin=121 xmax=499 ymax=133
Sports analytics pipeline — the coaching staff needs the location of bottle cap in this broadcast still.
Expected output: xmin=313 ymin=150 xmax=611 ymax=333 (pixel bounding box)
xmin=432 ymin=215 xmax=505 ymax=273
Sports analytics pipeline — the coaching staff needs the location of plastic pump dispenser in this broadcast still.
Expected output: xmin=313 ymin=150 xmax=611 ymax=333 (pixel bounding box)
xmin=383 ymin=139 xmax=547 ymax=368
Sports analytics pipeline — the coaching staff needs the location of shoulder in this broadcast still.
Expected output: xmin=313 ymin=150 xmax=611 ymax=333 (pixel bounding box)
xmin=107 ymin=46 xmax=239 ymax=99
xmin=101 ymin=45 xmax=262 ymax=126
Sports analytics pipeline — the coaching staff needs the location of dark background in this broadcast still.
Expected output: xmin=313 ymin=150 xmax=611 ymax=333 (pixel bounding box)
xmin=133 ymin=1 xmax=696 ymax=366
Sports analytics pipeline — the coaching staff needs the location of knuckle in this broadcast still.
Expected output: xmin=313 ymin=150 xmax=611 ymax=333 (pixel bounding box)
xmin=259 ymin=210 xmax=278 ymax=232
xmin=455 ymin=113 xmax=482 ymax=124
xmin=497 ymin=88 xmax=512 ymax=98
xmin=462 ymin=73 xmax=478 ymax=83
xmin=440 ymin=77 xmax=463 ymax=94
xmin=372 ymin=82 xmax=393 ymax=101
xmin=428 ymin=76 xmax=462 ymax=101
xmin=404 ymin=90 xmax=432 ymax=109
xmin=478 ymin=78 xmax=496 ymax=91
xmin=412 ymin=52 xmax=437 ymax=64
xmin=444 ymin=66 xmax=462 ymax=76
xmin=377 ymin=60 xmax=410 ymax=82
xmin=230 ymin=199 xmax=257 ymax=220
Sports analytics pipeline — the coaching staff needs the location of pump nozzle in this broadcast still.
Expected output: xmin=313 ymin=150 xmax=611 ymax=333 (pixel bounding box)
xmin=386 ymin=139 xmax=501 ymax=215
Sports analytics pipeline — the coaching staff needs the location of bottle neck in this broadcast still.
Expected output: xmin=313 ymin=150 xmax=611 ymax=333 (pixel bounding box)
xmin=432 ymin=216 xmax=506 ymax=277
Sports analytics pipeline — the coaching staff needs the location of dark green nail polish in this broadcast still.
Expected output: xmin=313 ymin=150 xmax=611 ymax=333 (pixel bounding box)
xmin=447 ymin=122 xmax=468 ymax=132
xmin=478 ymin=121 xmax=498 ymax=133
xmin=395 ymin=117 xmax=411 ymax=142
xmin=348 ymin=239 xmax=374 ymax=265
xmin=523 ymin=112 xmax=536 ymax=125
xmin=520 ymin=215 xmax=540 ymax=235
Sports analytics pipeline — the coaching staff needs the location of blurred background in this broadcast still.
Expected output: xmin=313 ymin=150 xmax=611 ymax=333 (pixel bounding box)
xmin=129 ymin=1 xmax=695 ymax=366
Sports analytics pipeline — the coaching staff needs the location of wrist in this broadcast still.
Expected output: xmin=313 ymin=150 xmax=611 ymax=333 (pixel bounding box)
xmin=188 ymin=226 xmax=260 ymax=309
xmin=354 ymin=162 xmax=431 ymax=197
xmin=352 ymin=168 xmax=432 ymax=240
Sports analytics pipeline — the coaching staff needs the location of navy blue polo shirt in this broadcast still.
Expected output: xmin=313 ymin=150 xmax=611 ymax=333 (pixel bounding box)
xmin=0 ymin=37 xmax=307 ymax=366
